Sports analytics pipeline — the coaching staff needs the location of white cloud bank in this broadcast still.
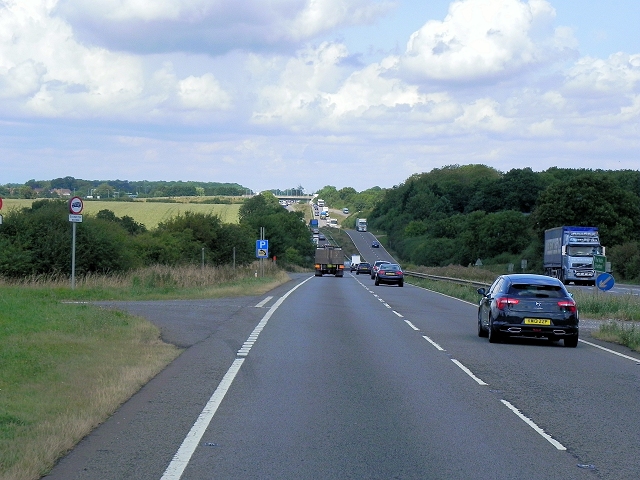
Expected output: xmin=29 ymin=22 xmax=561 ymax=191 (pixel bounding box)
xmin=0 ymin=0 xmax=639 ymax=190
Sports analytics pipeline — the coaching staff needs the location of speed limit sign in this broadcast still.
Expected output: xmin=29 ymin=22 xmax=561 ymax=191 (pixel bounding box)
xmin=69 ymin=196 xmax=84 ymax=214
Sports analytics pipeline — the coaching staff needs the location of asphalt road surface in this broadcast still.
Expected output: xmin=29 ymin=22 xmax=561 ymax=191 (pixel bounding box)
xmin=45 ymin=271 xmax=640 ymax=479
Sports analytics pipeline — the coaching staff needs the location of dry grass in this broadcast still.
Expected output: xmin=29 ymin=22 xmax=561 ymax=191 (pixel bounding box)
xmin=0 ymin=262 xmax=289 ymax=301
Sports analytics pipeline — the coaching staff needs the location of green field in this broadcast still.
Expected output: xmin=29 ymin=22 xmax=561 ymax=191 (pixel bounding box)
xmin=1 ymin=199 xmax=241 ymax=229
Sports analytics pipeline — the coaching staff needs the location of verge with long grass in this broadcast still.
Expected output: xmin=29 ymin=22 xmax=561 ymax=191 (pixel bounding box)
xmin=0 ymin=263 xmax=290 ymax=480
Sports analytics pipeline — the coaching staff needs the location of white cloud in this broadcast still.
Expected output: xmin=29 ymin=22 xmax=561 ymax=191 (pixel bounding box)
xmin=0 ymin=1 xmax=232 ymax=119
xmin=564 ymin=53 xmax=640 ymax=94
xmin=55 ymin=0 xmax=394 ymax=54
xmin=397 ymin=0 xmax=577 ymax=82
xmin=177 ymin=73 xmax=231 ymax=110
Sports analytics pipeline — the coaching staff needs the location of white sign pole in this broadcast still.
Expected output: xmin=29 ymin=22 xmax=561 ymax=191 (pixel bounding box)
xmin=71 ymin=222 xmax=77 ymax=290
xmin=68 ymin=197 xmax=84 ymax=290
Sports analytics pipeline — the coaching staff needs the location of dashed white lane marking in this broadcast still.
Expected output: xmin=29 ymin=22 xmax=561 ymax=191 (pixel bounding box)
xmin=422 ymin=335 xmax=445 ymax=351
xmin=161 ymin=276 xmax=314 ymax=480
xmin=579 ymin=339 xmax=640 ymax=362
xmin=501 ymin=400 xmax=567 ymax=451
xmin=393 ymin=311 xmax=404 ymax=318
xmin=404 ymin=320 xmax=419 ymax=331
xmin=254 ymin=296 xmax=273 ymax=308
xmin=451 ymin=359 xmax=488 ymax=386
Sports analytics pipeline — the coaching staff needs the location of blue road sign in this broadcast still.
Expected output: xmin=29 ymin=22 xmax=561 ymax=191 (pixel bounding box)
xmin=596 ymin=272 xmax=615 ymax=291
xmin=256 ymin=239 xmax=269 ymax=258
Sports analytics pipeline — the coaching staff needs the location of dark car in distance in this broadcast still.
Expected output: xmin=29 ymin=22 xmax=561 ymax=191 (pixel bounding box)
xmin=375 ymin=263 xmax=404 ymax=287
xmin=356 ymin=262 xmax=371 ymax=275
xmin=477 ymin=274 xmax=579 ymax=347
xmin=371 ymin=241 xmax=380 ymax=248
xmin=370 ymin=260 xmax=391 ymax=279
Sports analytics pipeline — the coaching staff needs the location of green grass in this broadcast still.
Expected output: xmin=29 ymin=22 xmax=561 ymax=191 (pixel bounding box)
xmin=2 ymin=199 xmax=241 ymax=229
xmin=0 ymin=264 xmax=290 ymax=480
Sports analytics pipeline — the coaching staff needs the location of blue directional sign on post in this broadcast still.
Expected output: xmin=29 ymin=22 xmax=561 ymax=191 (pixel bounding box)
xmin=596 ymin=272 xmax=615 ymax=291
xmin=256 ymin=240 xmax=269 ymax=258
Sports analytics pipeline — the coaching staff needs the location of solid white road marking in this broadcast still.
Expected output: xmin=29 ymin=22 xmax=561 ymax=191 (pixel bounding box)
xmin=161 ymin=276 xmax=314 ymax=480
xmin=160 ymin=358 xmax=245 ymax=480
xmin=254 ymin=296 xmax=273 ymax=308
xmin=579 ymin=339 xmax=640 ymax=362
xmin=451 ymin=359 xmax=488 ymax=386
xmin=501 ymin=400 xmax=567 ymax=451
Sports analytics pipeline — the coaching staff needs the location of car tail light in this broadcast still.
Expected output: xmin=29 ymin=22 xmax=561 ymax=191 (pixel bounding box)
xmin=557 ymin=300 xmax=577 ymax=312
xmin=496 ymin=297 xmax=519 ymax=310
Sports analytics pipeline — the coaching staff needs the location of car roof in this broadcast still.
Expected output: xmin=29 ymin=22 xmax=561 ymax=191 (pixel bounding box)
xmin=500 ymin=274 xmax=564 ymax=286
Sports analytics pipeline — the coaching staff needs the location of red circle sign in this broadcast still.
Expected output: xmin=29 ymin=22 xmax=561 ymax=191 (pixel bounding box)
xmin=69 ymin=196 xmax=84 ymax=214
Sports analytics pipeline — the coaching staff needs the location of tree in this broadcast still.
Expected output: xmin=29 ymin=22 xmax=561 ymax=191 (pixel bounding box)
xmin=532 ymin=173 xmax=640 ymax=246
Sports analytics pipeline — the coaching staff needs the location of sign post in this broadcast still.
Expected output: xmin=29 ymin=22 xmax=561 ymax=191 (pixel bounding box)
xmin=69 ymin=196 xmax=84 ymax=289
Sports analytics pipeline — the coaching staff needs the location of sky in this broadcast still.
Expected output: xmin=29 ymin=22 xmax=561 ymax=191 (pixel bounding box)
xmin=0 ymin=0 xmax=638 ymax=193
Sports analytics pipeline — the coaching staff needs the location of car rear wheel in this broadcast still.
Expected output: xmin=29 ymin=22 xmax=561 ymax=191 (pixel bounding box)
xmin=564 ymin=336 xmax=579 ymax=348
xmin=374 ymin=277 xmax=380 ymax=286
xmin=398 ymin=280 xmax=403 ymax=287
xmin=488 ymin=317 xmax=501 ymax=343
xmin=477 ymin=316 xmax=488 ymax=337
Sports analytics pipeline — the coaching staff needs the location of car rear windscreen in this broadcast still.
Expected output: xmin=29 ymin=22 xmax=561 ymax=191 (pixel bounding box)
xmin=508 ymin=284 xmax=565 ymax=298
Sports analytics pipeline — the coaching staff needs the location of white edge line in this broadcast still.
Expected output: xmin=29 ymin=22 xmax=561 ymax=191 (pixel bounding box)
xmin=579 ymin=339 xmax=640 ymax=362
xmin=404 ymin=320 xmax=420 ymax=331
xmin=161 ymin=275 xmax=314 ymax=480
xmin=422 ymin=335 xmax=445 ymax=351
xmin=500 ymin=400 xmax=566 ymax=451
xmin=451 ymin=359 xmax=488 ymax=386
xmin=160 ymin=358 xmax=245 ymax=480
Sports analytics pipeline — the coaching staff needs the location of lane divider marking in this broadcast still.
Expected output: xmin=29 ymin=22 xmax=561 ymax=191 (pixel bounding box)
xmin=404 ymin=320 xmax=419 ymax=331
xmin=422 ymin=335 xmax=445 ymax=351
xmin=500 ymin=400 xmax=567 ymax=451
xmin=451 ymin=359 xmax=488 ymax=386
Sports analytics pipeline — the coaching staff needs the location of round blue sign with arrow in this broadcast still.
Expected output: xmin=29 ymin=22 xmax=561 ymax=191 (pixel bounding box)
xmin=596 ymin=273 xmax=615 ymax=291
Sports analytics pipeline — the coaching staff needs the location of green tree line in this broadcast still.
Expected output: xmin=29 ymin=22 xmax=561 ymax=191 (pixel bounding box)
xmin=0 ymin=177 xmax=252 ymax=199
xmin=0 ymin=193 xmax=315 ymax=278
xmin=364 ymin=165 xmax=640 ymax=281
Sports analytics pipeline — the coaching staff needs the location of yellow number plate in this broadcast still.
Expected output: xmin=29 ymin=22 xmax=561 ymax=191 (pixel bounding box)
xmin=524 ymin=318 xmax=551 ymax=326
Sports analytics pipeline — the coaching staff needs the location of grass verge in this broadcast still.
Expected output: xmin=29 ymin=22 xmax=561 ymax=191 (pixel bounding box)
xmin=405 ymin=266 xmax=640 ymax=353
xmin=0 ymin=263 xmax=290 ymax=480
